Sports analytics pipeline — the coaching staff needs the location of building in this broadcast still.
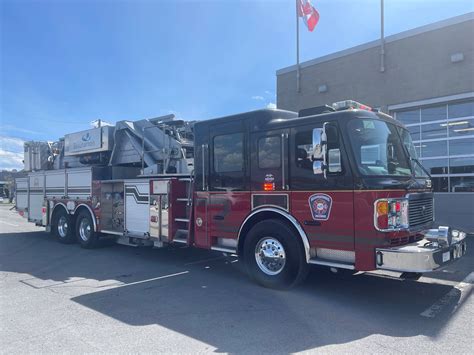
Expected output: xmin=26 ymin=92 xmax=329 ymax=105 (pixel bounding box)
xmin=276 ymin=13 xmax=474 ymax=232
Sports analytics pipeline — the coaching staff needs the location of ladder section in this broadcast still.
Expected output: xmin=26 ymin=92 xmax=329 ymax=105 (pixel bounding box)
xmin=169 ymin=177 xmax=194 ymax=245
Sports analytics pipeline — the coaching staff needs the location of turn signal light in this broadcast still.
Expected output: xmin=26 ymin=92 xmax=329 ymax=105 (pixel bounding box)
xmin=374 ymin=198 xmax=409 ymax=231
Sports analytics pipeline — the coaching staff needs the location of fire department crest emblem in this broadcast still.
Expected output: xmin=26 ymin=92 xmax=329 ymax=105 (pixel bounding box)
xmin=308 ymin=193 xmax=332 ymax=221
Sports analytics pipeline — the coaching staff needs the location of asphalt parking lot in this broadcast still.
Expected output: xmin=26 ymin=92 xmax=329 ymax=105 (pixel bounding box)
xmin=0 ymin=204 xmax=472 ymax=354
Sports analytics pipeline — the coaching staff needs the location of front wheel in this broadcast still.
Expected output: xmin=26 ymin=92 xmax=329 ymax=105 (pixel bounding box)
xmin=76 ymin=211 xmax=99 ymax=248
xmin=243 ymin=219 xmax=308 ymax=289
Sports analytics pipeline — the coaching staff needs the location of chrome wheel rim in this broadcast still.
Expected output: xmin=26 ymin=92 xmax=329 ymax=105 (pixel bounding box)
xmin=57 ymin=216 xmax=68 ymax=238
xmin=79 ymin=218 xmax=91 ymax=242
xmin=255 ymin=237 xmax=286 ymax=276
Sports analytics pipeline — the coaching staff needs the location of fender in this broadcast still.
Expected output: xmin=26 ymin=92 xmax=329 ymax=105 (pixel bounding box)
xmin=237 ymin=207 xmax=311 ymax=262
xmin=50 ymin=202 xmax=68 ymax=222
xmin=73 ymin=203 xmax=97 ymax=232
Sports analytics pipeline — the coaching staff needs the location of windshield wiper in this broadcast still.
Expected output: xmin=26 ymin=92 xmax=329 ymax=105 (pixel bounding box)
xmin=410 ymin=157 xmax=431 ymax=178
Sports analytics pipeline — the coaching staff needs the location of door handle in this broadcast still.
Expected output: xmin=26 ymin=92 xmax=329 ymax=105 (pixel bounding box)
xmin=213 ymin=215 xmax=225 ymax=220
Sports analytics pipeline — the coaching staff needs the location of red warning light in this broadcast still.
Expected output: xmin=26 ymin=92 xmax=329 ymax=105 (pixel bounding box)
xmin=263 ymin=183 xmax=275 ymax=191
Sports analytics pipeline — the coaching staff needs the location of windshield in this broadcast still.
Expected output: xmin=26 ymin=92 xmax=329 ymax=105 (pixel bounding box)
xmin=397 ymin=126 xmax=429 ymax=178
xmin=347 ymin=119 xmax=412 ymax=176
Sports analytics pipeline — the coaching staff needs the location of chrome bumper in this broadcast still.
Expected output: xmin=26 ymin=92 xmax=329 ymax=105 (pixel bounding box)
xmin=375 ymin=227 xmax=468 ymax=273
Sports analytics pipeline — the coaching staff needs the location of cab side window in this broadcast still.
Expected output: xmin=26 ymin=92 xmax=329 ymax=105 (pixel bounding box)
xmin=295 ymin=131 xmax=314 ymax=171
xmin=258 ymin=136 xmax=281 ymax=169
xmin=291 ymin=123 xmax=350 ymax=190
xmin=211 ymin=131 xmax=246 ymax=191
xmin=214 ymin=133 xmax=243 ymax=173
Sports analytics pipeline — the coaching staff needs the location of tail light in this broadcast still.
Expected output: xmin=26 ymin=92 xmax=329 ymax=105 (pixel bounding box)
xmin=374 ymin=198 xmax=409 ymax=231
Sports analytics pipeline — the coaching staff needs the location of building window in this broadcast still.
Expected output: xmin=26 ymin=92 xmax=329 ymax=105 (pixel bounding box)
xmin=394 ymin=98 xmax=474 ymax=193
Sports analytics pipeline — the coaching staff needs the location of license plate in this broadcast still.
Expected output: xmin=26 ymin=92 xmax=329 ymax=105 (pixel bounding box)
xmin=442 ymin=251 xmax=450 ymax=263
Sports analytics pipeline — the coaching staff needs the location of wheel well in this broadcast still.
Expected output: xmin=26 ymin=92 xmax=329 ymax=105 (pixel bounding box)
xmin=74 ymin=205 xmax=96 ymax=231
xmin=237 ymin=210 xmax=309 ymax=260
xmin=51 ymin=204 xmax=68 ymax=224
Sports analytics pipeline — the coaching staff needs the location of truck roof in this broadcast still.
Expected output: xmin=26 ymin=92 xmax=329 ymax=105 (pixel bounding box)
xmin=194 ymin=107 xmax=404 ymax=133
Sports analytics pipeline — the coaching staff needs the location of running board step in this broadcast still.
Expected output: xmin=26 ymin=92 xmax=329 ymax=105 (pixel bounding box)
xmin=175 ymin=218 xmax=190 ymax=223
xmin=176 ymin=198 xmax=191 ymax=202
xmin=308 ymin=258 xmax=355 ymax=270
xmin=211 ymin=246 xmax=237 ymax=254
xmin=173 ymin=238 xmax=188 ymax=244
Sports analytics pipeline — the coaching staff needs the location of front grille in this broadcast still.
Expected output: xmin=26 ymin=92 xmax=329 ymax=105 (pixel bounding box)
xmin=408 ymin=193 xmax=434 ymax=227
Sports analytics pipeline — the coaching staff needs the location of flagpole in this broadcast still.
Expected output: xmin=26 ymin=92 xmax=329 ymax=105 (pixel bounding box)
xmin=380 ymin=0 xmax=385 ymax=72
xmin=296 ymin=0 xmax=301 ymax=93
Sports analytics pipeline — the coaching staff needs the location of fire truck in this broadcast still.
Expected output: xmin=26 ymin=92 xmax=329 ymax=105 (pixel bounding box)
xmin=15 ymin=101 xmax=467 ymax=288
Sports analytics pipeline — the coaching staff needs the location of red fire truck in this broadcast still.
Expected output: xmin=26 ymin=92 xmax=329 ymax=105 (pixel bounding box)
xmin=16 ymin=100 xmax=467 ymax=288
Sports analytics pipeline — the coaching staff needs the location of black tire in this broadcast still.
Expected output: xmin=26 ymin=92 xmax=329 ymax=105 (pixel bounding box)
xmin=243 ymin=219 xmax=309 ymax=289
xmin=52 ymin=208 xmax=76 ymax=244
xmin=75 ymin=211 xmax=99 ymax=249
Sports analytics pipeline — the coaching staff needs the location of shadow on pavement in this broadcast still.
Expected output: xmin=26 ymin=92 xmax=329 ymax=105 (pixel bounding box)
xmin=1 ymin=230 xmax=472 ymax=353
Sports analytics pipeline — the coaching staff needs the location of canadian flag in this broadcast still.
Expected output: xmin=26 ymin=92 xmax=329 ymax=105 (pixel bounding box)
xmin=297 ymin=0 xmax=320 ymax=32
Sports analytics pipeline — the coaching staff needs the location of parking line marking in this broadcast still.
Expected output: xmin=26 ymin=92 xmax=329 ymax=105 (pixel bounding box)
xmin=420 ymin=272 xmax=474 ymax=318
xmin=109 ymin=271 xmax=190 ymax=289
xmin=0 ymin=220 xmax=19 ymax=227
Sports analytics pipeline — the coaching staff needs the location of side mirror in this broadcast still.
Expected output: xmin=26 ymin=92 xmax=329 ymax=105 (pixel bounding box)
xmin=312 ymin=128 xmax=324 ymax=160
xmin=312 ymin=127 xmax=327 ymax=177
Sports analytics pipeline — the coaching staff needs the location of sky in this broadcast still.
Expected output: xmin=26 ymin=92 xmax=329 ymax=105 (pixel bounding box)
xmin=1 ymin=0 xmax=473 ymax=170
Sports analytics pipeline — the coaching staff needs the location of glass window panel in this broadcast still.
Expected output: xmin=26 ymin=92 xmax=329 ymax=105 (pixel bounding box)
xmin=450 ymin=176 xmax=474 ymax=192
xmin=407 ymin=125 xmax=420 ymax=142
xmin=421 ymin=105 xmax=446 ymax=123
xmin=421 ymin=140 xmax=447 ymax=158
xmin=420 ymin=158 xmax=448 ymax=175
xmin=396 ymin=109 xmax=419 ymax=125
xmin=213 ymin=133 xmax=243 ymax=173
xmin=258 ymin=136 xmax=281 ymax=169
xmin=448 ymin=100 xmax=474 ymax=119
xmin=431 ymin=176 xmax=448 ymax=192
xmin=447 ymin=118 xmax=474 ymax=137
xmin=450 ymin=156 xmax=474 ymax=174
xmin=449 ymin=138 xmax=474 ymax=156
xmin=421 ymin=122 xmax=447 ymax=140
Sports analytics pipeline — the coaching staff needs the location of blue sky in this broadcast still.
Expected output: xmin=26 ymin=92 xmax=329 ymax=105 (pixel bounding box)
xmin=1 ymin=0 xmax=473 ymax=170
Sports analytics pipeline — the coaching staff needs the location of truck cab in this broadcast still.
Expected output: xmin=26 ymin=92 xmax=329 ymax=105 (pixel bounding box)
xmin=192 ymin=100 xmax=467 ymax=288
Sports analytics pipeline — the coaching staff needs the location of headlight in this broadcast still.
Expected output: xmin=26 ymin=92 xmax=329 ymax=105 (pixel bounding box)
xmin=374 ymin=198 xmax=409 ymax=231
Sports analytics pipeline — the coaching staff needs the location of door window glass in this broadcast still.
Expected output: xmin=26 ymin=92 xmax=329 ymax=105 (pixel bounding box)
xmin=258 ymin=136 xmax=281 ymax=169
xmin=213 ymin=133 xmax=243 ymax=173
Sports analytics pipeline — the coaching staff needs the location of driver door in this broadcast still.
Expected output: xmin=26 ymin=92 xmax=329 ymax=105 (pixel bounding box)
xmin=289 ymin=123 xmax=355 ymax=251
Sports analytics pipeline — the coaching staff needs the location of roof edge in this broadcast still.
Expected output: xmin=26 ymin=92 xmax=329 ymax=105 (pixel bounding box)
xmin=276 ymin=12 xmax=474 ymax=76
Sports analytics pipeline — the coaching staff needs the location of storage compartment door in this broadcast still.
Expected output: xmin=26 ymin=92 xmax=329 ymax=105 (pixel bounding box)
xmin=28 ymin=173 xmax=45 ymax=222
xmin=124 ymin=181 xmax=150 ymax=236
xmin=15 ymin=178 xmax=28 ymax=212
xmin=67 ymin=168 xmax=92 ymax=199
xmin=45 ymin=170 xmax=65 ymax=199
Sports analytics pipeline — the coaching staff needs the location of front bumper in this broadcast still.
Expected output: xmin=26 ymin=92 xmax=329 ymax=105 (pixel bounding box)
xmin=375 ymin=227 xmax=467 ymax=273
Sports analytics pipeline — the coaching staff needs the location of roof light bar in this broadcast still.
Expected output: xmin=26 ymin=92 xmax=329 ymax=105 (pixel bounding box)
xmin=332 ymin=100 xmax=372 ymax=112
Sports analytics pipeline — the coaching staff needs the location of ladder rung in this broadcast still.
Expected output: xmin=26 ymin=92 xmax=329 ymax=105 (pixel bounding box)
xmin=179 ymin=178 xmax=192 ymax=181
xmin=177 ymin=198 xmax=190 ymax=202
xmin=175 ymin=218 xmax=190 ymax=223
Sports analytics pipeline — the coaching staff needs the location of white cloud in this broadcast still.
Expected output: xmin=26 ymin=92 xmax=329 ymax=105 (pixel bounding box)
xmin=266 ymin=102 xmax=277 ymax=109
xmin=252 ymin=96 xmax=264 ymax=101
xmin=0 ymin=136 xmax=25 ymax=171
xmin=264 ymin=90 xmax=274 ymax=96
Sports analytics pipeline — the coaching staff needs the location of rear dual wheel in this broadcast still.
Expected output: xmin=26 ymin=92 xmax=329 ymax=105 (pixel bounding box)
xmin=75 ymin=211 xmax=99 ymax=249
xmin=52 ymin=208 xmax=75 ymax=244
